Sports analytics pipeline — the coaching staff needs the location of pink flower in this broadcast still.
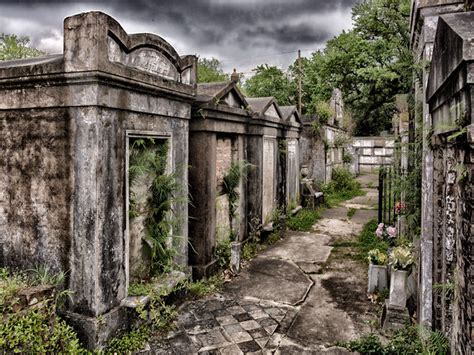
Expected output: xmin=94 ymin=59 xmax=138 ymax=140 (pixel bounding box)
xmin=375 ymin=227 xmax=383 ymax=238
xmin=387 ymin=226 xmax=396 ymax=238
xmin=378 ymin=223 xmax=384 ymax=229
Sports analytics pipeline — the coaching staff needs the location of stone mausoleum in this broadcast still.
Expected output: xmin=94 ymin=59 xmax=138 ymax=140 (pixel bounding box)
xmin=0 ymin=11 xmax=196 ymax=347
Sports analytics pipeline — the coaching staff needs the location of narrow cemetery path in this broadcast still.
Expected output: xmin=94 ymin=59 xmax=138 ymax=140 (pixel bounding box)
xmin=148 ymin=174 xmax=380 ymax=354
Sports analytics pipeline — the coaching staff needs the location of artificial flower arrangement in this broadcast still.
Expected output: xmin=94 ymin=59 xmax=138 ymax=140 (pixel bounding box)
xmin=375 ymin=222 xmax=397 ymax=246
xmin=389 ymin=245 xmax=414 ymax=271
xmin=367 ymin=249 xmax=388 ymax=265
xmin=394 ymin=201 xmax=406 ymax=215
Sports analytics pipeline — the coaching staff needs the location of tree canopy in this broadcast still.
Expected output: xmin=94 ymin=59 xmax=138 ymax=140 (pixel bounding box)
xmin=300 ymin=0 xmax=413 ymax=135
xmin=197 ymin=57 xmax=228 ymax=83
xmin=243 ymin=64 xmax=295 ymax=106
xmin=0 ymin=34 xmax=44 ymax=61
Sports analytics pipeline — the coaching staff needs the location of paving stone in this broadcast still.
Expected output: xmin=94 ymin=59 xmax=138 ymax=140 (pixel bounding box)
xmin=168 ymin=332 xmax=199 ymax=354
xmin=227 ymin=331 xmax=253 ymax=344
xmin=196 ymin=328 xmax=229 ymax=350
xmin=242 ymin=303 xmax=260 ymax=312
xmin=227 ymin=305 xmax=247 ymax=314
xmin=205 ymin=300 xmax=226 ymax=312
xmin=254 ymin=337 xmax=269 ymax=349
xmin=240 ymin=320 xmax=261 ymax=331
xmin=216 ymin=315 xmax=238 ymax=326
xmin=248 ymin=328 xmax=267 ymax=339
xmin=237 ymin=340 xmax=261 ymax=352
xmin=212 ymin=308 xmax=230 ymax=317
xmin=185 ymin=318 xmax=220 ymax=335
xmin=194 ymin=311 xmax=215 ymax=321
xmin=249 ymin=309 xmax=268 ymax=320
xmin=264 ymin=325 xmax=278 ymax=335
xmin=198 ymin=350 xmax=220 ymax=355
xmin=223 ymin=323 xmax=244 ymax=334
xmin=265 ymin=333 xmax=283 ymax=350
xmin=234 ymin=313 xmax=252 ymax=322
xmin=219 ymin=344 xmax=244 ymax=355
xmin=258 ymin=317 xmax=278 ymax=328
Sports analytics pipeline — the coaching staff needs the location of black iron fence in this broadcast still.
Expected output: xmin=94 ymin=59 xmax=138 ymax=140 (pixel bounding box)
xmin=378 ymin=166 xmax=398 ymax=225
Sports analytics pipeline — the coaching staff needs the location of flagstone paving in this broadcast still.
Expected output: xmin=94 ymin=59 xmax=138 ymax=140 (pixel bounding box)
xmin=147 ymin=173 xmax=379 ymax=354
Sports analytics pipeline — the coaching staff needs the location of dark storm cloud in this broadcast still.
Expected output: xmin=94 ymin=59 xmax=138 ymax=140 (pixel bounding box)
xmin=0 ymin=0 xmax=360 ymax=72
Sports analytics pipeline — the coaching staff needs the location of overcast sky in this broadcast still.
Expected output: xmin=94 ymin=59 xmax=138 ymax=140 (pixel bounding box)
xmin=0 ymin=0 xmax=359 ymax=76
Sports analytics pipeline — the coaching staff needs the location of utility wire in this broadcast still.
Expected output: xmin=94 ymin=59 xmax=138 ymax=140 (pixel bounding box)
xmin=218 ymin=48 xmax=315 ymax=63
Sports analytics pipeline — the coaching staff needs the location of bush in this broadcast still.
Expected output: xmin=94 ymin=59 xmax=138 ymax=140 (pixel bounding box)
xmin=342 ymin=326 xmax=448 ymax=355
xmin=345 ymin=334 xmax=385 ymax=354
xmin=0 ymin=304 xmax=84 ymax=353
xmin=287 ymin=209 xmax=321 ymax=231
xmin=321 ymin=167 xmax=364 ymax=207
xmin=106 ymin=327 xmax=150 ymax=353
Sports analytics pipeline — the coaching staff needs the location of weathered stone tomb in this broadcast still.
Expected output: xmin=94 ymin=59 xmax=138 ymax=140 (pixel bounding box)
xmin=188 ymin=81 xmax=250 ymax=278
xmin=0 ymin=11 xmax=196 ymax=347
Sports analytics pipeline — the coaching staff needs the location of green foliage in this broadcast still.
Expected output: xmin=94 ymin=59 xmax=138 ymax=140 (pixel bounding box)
xmin=333 ymin=134 xmax=351 ymax=148
xmin=343 ymin=325 xmax=448 ymax=355
xmin=344 ymin=333 xmax=385 ymax=354
xmin=342 ymin=151 xmax=353 ymax=164
xmin=242 ymin=242 xmax=262 ymax=261
xmin=314 ymin=101 xmax=333 ymax=124
xmin=357 ymin=220 xmax=389 ymax=262
xmin=0 ymin=305 xmax=84 ymax=353
xmin=185 ymin=275 xmax=224 ymax=297
xmin=287 ymin=209 xmax=321 ymax=231
xmin=0 ymin=34 xmax=44 ymax=61
xmin=220 ymin=161 xmax=252 ymax=241
xmin=0 ymin=268 xmax=28 ymax=313
xmin=215 ymin=238 xmax=231 ymax=269
xmin=28 ymin=265 xmax=65 ymax=288
xmin=0 ymin=268 xmax=84 ymax=353
xmin=244 ymin=64 xmax=294 ymax=106
xmin=321 ymin=167 xmax=364 ymax=207
xmin=197 ymin=57 xmax=228 ymax=83
xmin=295 ymin=0 xmax=413 ymax=134
xmin=105 ymin=326 xmax=150 ymax=353
xmin=129 ymin=138 xmax=181 ymax=276
xmin=347 ymin=207 xmax=356 ymax=219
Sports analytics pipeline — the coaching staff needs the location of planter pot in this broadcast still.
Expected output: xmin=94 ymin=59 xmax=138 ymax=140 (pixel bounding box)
xmin=230 ymin=241 xmax=241 ymax=274
xmin=389 ymin=269 xmax=408 ymax=307
xmin=367 ymin=264 xmax=388 ymax=293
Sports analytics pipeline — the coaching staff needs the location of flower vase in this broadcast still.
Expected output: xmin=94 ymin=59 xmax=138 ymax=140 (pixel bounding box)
xmin=389 ymin=269 xmax=408 ymax=307
xmin=367 ymin=264 xmax=388 ymax=293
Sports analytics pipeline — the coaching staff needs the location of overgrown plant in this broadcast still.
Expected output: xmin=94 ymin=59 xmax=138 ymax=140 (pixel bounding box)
xmin=0 ymin=267 xmax=84 ymax=353
xmin=220 ymin=160 xmax=252 ymax=242
xmin=129 ymin=138 xmax=183 ymax=276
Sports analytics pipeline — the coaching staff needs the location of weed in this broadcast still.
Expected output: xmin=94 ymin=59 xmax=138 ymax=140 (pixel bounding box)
xmin=341 ymin=325 xmax=449 ymax=355
xmin=242 ymin=242 xmax=263 ymax=261
xmin=0 ymin=268 xmax=85 ymax=353
xmin=356 ymin=220 xmax=389 ymax=262
xmin=214 ymin=238 xmax=231 ymax=269
xmin=347 ymin=208 xmax=356 ymax=219
xmin=321 ymin=167 xmax=365 ymax=207
xmin=105 ymin=326 xmax=150 ymax=353
xmin=287 ymin=208 xmax=320 ymax=231
xmin=28 ymin=265 xmax=66 ymax=287
xmin=185 ymin=275 xmax=224 ymax=297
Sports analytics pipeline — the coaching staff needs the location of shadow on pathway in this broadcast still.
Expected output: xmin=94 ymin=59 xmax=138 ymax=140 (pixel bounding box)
xmin=149 ymin=173 xmax=380 ymax=354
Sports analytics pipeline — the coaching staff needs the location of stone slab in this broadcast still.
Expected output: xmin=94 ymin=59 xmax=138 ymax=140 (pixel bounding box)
xmin=223 ymin=258 xmax=312 ymax=306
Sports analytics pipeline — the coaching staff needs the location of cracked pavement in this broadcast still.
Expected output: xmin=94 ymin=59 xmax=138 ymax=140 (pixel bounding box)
xmin=146 ymin=174 xmax=379 ymax=354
